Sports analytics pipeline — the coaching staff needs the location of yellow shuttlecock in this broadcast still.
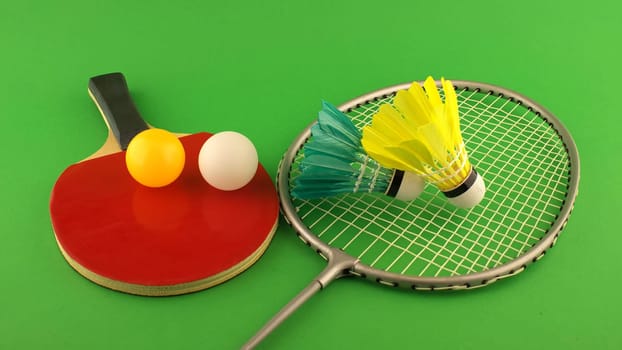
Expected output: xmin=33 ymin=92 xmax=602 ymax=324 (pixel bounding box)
xmin=361 ymin=76 xmax=485 ymax=208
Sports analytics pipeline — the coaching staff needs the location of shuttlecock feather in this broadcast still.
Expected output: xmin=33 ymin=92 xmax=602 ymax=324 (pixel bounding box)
xmin=361 ymin=76 xmax=485 ymax=208
xmin=292 ymin=101 xmax=424 ymax=201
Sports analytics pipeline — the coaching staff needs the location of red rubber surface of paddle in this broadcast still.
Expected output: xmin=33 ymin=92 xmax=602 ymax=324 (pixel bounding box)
xmin=50 ymin=132 xmax=278 ymax=287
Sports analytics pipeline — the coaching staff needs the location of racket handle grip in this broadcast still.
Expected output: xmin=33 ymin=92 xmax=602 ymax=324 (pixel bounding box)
xmin=88 ymin=72 xmax=149 ymax=150
xmin=243 ymin=249 xmax=356 ymax=349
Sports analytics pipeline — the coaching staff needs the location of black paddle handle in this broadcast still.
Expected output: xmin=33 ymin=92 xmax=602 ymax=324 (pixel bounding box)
xmin=88 ymin=73 xmax=149 ymax=150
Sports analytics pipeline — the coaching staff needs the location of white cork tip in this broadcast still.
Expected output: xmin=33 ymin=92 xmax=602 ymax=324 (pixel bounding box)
xmin=447 ymin=172 xmax=486 ymax=208
xmin=395 ymin=171 xmax=425 ymax=201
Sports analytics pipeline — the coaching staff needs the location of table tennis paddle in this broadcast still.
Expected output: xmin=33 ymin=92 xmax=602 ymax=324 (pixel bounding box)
xmin=50 ymin=72 xmax=279 ymax=296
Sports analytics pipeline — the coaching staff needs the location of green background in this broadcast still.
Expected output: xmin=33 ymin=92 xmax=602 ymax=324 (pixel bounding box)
xmin=1 ymin=0 xmax=619 ymax=349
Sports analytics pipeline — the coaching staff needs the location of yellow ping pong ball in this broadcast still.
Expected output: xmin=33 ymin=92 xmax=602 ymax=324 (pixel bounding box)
xmin=125 ymin=129 xmax=186 ymax=188
xmin=198 ymin=131 xmax=258 ymax=191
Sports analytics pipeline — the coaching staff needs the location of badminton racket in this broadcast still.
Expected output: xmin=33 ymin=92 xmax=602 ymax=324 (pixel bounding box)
xmin=243 ymin=80 xmax=580 ymax=348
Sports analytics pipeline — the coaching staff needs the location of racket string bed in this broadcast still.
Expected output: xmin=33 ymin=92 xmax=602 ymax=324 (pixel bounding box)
xmin=288 ymin=82 xmax=576 ymax=288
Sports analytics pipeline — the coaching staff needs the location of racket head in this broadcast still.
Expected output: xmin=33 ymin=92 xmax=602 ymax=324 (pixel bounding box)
xmin=278 ymin=80 xmax=579 ymax=290
xmin=50 ymin=73 xmax=279 ymax=296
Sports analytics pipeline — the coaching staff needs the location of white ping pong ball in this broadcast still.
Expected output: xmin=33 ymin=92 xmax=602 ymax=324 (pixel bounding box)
xmin=198 ymin=131 xmax=259 ymax=191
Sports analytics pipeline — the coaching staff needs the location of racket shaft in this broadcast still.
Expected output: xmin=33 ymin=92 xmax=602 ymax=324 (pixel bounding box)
xmin=243 ymin=249 xmax=356 ymax=348
xmin=242 ymin=280 xmax=322 ymax=349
